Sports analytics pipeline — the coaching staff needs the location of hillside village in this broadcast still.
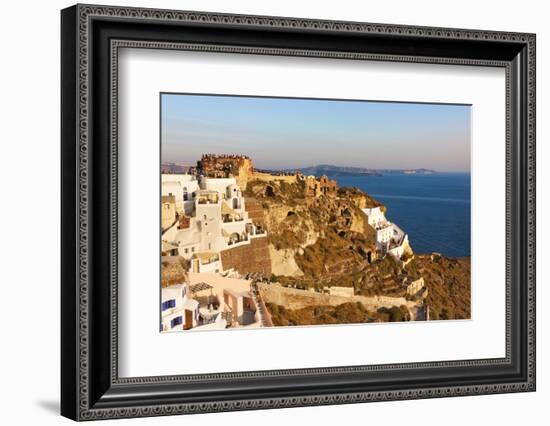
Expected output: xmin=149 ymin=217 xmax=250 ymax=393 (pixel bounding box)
xmin=160 ymin=154 xmax=470 ymax=332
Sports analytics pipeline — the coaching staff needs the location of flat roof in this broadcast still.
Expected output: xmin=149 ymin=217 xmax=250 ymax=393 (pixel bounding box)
xmin=223 ymin=287 xmax=251 ymax=298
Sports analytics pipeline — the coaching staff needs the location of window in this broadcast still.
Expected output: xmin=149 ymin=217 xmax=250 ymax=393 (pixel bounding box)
xmin=191 ymin=247 xmax=195 ymax=252
xmin=161 ymin=299 xmax=176 ymax=311
xmin=184 ymin=248 xmax=188 ymax=254
xmin=170 ymin=316 xmax=183 ymax=328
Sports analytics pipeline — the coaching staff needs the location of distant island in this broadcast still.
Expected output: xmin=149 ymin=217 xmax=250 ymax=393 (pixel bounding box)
xmin=281 ymin=164 xmax=436 ymax=176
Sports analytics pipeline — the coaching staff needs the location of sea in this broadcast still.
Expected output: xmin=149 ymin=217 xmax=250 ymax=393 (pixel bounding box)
xmin=330 ymin=173 xmax=471 ymax=257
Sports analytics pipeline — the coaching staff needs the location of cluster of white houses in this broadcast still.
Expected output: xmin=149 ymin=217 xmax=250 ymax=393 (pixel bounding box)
xmin=361 ymin=206 xmax=410 ymax=260
xmin=161 ymin=174 xmax=265 ymax=273
xmin=160 ymin=173 xmax=266 ymax=332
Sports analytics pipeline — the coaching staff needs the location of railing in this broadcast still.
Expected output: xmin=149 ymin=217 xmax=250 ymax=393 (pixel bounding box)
xmin=222 ymin=216 xmax=244 ymax=223
xmin=227 ymin=236 xmax=249 ymax=246
xmin=389 ymin=234 xmax=406 ymax=249
xmin=374 ymin=222 xmax=391 ymax=231
xmin=197 ymin=198 xmax=219 ymax=204
xmin=198 ymin=256 xmax=219 ymax=265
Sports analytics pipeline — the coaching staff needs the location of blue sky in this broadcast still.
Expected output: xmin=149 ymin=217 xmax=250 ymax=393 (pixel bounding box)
xmin=161 ymin=93 xmax=471 ymax=172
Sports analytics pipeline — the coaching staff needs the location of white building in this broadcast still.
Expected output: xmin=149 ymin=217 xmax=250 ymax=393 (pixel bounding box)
xmin=375 ymin=223 xmax=394 ymax=246
xmin=162 ymin=174 xmax=200 ymax=216
xmin=362 ymin=207 xmax=386 ymax=227
xmin=387 ymin=223 xmax=409 ymax=259
xmin=362 ymin=207 xmax=410 ymax=260
xmin=160 ymin=284 xmax=199 ymax=332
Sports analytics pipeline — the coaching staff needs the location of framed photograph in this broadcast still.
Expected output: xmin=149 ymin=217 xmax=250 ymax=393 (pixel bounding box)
xmin=61 ymin=4 xmax=536 ymax=421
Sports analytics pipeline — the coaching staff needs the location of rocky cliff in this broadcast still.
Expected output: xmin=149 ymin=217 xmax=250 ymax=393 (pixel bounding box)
xmin=244 ymin=177 xmax=380 ymax=282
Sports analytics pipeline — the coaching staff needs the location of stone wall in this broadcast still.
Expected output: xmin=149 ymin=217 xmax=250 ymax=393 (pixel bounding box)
xmin=251 ymin=171 xmax=298 ymax=185
xmin=244 ymin=197 xmax=266 ymax=226
xmin=258 ymin=283 xmax=415 ymax=313
xmin=220 ymin=236 xmax=272 ymax=276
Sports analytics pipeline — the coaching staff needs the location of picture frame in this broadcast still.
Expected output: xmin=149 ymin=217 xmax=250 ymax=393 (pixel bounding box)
xmin=61 ymin=3 xmax=536 ymax=421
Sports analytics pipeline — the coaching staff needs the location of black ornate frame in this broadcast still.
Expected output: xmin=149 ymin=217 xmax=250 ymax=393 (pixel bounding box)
xmin=61 ymin=3 xmax=536 ymax=421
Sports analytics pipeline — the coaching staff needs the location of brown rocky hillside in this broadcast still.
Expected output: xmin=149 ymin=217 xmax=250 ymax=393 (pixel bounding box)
xmin=244 ymin=178 xmax=379 ymax=280
xmin=413 ymin=255 xmax=471 ymax=320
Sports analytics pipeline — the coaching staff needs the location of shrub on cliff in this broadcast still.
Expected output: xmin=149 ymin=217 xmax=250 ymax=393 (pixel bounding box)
xmin=377 ymin=305 xmax=410 ymax=322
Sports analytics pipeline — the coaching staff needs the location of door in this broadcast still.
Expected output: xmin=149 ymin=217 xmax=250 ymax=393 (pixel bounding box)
xmin=184 ymin=309 xmax=193 ymax=330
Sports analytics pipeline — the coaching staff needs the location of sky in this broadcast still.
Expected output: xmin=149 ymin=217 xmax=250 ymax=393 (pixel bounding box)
xmin=161 ymin=93 xmax=471 ymax=172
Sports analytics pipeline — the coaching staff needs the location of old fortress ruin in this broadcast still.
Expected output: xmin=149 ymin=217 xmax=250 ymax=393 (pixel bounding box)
xmin=300 ymin=173 xmax=338 ymax=198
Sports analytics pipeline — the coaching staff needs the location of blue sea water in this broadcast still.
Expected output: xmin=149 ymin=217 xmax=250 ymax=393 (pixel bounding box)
xmin=331 ymin=173 xmax=471 ymax=257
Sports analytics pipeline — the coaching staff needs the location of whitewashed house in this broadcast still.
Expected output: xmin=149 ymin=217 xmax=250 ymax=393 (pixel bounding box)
xmin=161 ymin=174 xmax=200 ymax=216
xmin=362 ymin=207 xmax=410 ymax=260
xmin=160 ymin=284 xmax=199 ymax=332
xmin=362 ymin=206 xmax=386 ymax=227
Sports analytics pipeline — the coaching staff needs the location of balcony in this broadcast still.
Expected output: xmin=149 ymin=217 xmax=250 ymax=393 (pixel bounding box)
xmin=222 ymin=214 xmax=244 ymax=223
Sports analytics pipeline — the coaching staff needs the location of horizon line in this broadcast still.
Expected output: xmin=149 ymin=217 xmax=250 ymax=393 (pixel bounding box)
xmin=161 ymin=160 xmax=470 ymax=174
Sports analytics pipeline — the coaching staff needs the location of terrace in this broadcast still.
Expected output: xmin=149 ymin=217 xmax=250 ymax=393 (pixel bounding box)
xmin=190 ymin=282 xmax=219 ymax=306
xmin=197 ymin=190 xmax=219 ymax=204
xmin=374 ymin=221 xmax=392 ymax=231
xmin=222 ymin=214 xmax=244 ymax=223
xmin=192 ymin=252 xmax=219 ymax=266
